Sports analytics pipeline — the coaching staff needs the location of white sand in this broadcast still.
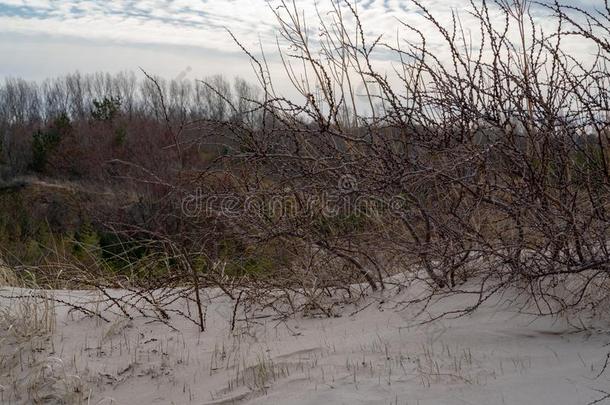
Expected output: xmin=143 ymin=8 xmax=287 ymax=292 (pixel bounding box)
xmin=1 ymin=282 xmax=609 ymax=404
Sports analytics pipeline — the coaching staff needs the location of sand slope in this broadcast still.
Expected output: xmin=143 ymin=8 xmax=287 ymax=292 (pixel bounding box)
xmin=1 ymin=283 xmax=609 ymax=405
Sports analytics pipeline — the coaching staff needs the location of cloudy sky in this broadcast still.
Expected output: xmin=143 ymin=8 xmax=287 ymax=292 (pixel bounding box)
xmin=0 ymin=0 xmax=603 ymax=91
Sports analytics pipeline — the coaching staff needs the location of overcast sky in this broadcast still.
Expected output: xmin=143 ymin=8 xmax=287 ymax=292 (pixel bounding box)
xmin=0 ymin=0 xmax=603 ymax=95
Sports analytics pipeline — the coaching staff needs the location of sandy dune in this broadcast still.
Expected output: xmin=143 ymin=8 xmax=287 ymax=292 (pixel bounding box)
xmin=1 ymin=283 xmax=609 ymax=404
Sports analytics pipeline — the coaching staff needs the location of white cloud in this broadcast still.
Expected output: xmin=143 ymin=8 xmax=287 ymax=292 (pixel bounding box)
xmin=0 ymin=0 xmax=603 ymax=99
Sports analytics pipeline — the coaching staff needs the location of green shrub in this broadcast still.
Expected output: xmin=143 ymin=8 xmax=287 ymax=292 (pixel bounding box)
xmin=73 ymin=222 xmax=101 ymax=262
xmin=30 ymin=113 xmax=71 ymax=173
xmin=91 ymin=96 xmax=121 ymax=122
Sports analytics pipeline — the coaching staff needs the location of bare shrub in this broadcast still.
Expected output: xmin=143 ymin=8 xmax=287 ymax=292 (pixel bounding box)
xmin=4 ymin=0 xmax=610 ymax=327
xmin=183 ymin=0 xmax=610 ymax=319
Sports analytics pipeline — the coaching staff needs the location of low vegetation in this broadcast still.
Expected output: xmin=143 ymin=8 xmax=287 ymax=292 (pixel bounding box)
xmin=0 ymin=0 xmax=609 ymax=328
